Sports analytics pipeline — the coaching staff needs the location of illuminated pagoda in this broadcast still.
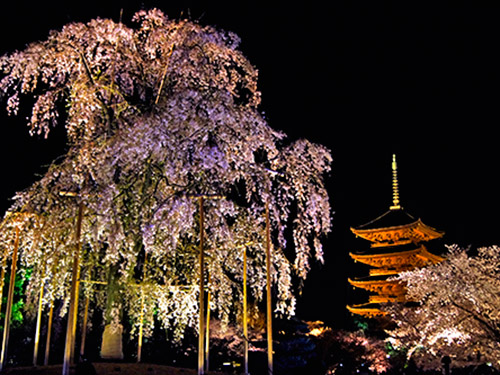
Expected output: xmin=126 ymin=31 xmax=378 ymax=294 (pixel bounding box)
xmin=347 ymin=155 xmax=444 ymax=317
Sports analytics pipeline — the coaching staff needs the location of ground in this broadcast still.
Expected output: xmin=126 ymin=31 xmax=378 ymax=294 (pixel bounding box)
xmin=3 ymin=363 xmax=225 ymax=375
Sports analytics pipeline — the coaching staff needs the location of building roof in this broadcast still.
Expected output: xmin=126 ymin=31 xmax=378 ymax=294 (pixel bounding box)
xmin=346 ymin=303 xmax=388 ymax=317
xmin=348 ymin=277 xmax=406 ymax=296
xmin=354 ymin=207 xmax=417 ymax=230
xmin=350 ymin=244 xmax=445 ymax=269
xmin=350 ymin=208 xmax=444 ymax=247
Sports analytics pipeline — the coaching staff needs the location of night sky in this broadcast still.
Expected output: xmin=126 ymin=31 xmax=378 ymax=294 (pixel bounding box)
xmin=0 ymin=1 xmax=499 ymax=329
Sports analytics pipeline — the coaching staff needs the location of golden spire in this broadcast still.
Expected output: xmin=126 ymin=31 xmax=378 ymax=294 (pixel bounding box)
xmin=390 ymin=154 xmax=401 ymax=210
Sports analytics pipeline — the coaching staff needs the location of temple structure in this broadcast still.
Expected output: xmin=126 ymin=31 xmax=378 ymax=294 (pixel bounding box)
xmin=347 ymin=155 xmax=444 ymax=317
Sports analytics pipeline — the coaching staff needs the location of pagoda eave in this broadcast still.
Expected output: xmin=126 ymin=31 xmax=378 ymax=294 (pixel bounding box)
xmin=348 ymin=278 xmax=406 ymax=295
xmin=349 ymin=245 xmax=445 ymax=269
xmin=369 ymin=294 xmax=405 ymax=303
xmin=346 ymin=304 xmax=388 ymax=317
xmin=351 ymin=219 xmax=444 ymax=246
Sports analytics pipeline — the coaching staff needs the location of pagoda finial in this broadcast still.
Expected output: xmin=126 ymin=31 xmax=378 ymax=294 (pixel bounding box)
xmin=390 ymin=154 xmax=401 ymax=210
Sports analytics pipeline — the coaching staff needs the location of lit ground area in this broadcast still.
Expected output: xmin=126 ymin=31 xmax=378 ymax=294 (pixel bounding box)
xmin=2 ymin=363 xmax=225 ymax=375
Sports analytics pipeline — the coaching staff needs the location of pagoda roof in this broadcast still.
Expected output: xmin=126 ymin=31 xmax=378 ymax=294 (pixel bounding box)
xmin=355 ymin=208 xmax=418 ymax=230
xmin=350 ymin=244 xmax=445 ymax=269
xmin=348 ymin=277 xmax=406 ymax=296
xmin=346 ymin=303 xmax=388 ymax=317
xmin=350 ymin=208 xmax=444 ymax=247
xmin=368 ymin=294 xmax=405 ymax=304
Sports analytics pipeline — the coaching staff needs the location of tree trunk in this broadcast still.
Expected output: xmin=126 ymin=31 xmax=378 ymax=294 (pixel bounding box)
xmin=100 ymin=323 xmax=124 ymax=360
xmin=101 ymin=262 xmax=124 ymax=360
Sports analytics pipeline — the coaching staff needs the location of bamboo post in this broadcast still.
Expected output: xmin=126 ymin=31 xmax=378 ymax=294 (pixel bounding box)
xmin=33 ymin=283 xmax=44 ymax=366
xmin=265 ymin=202 xmax=273 ymax=375
xmin=204 ymin=276 xmax=211 ymax=373
xmin=79 ymin=295 xmax=90 ymax=359
xmin=44 ymin=304 xmax=54 ymax=366
xmin=0 ymin=226 xmax=20 ymax=371
xmin=44 ymin=259 xmax=60 ymax=367
xmin=198 ymin=196 xmax=205 ymax=375
xmin=189 ymin=194 xmax=223 ymax=375
xmin=0 ymin=254 xmax=8 ymax=363
xmin=0 ymin=253 xmax=8 ymax=318
xmin=70 ymin=277 xmax=81 ymax=365
xmin=243 ymin=246 xmax=249 ymax=375
xmin=137 ymin=251 xmax=149 ymax=363
xmin=137 ymin=289 xmax=144 ymax=363
xmin=62 ymin=201 xmax=84 ymax=375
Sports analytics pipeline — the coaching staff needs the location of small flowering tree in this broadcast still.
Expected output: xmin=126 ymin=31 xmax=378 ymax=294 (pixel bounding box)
xmin=0 ymin=9 xmax=332 ymax=351
xmin=385 ymin=245 xmax=500 ymax=369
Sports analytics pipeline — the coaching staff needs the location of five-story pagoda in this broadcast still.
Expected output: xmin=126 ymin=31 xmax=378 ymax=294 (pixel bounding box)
xmin=347 ymin=155 xmax=444 ymax=317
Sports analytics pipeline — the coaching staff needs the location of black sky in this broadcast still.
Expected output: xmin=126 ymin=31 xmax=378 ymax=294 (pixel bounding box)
xmin=0 ymin=1 xmax=499 ymax=329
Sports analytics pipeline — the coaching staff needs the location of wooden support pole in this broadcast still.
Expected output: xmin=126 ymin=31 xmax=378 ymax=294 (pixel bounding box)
xmin=198 ymin=196 xmax=205 ymax=375
xmin=137 ymin=251 xmax=150 ymax=363
xmin=70 ymin=278 xmax=81 ymax=365
xmin=243 ymin=246 xmax=249 ymax=375
xmin=0 ymin=226 xmax=20 ymax=372
xmin=205 ymin=279 xmax=211 ymax=373
xmin=0 ymin=253 xmax=7 ymax=365
xmin=137 ymin=290 xmax=144 ymax=363
xmin=79 ymin=295 xmax=90 ymax=359
xmin=265 ymin=203 xmax=273 ymax=375
xmin=44 ymin=304 xmax=54 ymax=366
xmin=0 ymin=253 xmax=8 ymax=320
xmin=62 ymin=201 xmax=84 ymax=375
xmin=33 ymin=283 xmax=44 ymax=366
xmin=45 ymin=261 xmax=58 ymax=366
xmin=188 ymin=194 xmax=223 ymax=375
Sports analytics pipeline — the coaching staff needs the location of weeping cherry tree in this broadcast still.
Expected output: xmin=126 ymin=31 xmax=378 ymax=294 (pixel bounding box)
xmin=0 ymin=9 xmax=332 ymax=358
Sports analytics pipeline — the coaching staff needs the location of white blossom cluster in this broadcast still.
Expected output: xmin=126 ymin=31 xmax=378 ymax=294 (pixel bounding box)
xmin=385 ymin=245 xmax=500 ymax=368
xmin=0 ymin=9 xmax=332 ymax=342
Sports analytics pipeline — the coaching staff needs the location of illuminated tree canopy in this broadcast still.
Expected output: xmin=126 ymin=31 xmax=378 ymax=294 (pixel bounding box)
xmin=385 ymin=245 xmax=500 ymax=369
xmin=0 ymin=9 xmax=332 ymax=342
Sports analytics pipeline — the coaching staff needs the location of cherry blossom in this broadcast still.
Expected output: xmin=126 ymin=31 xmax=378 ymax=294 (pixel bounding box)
xmin=0 ymin=9 xmax=332 ymax=342
xmin=386 ymin=245 xmax=500 ymax=368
